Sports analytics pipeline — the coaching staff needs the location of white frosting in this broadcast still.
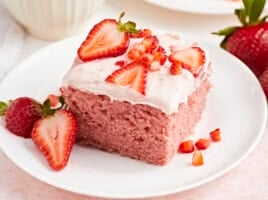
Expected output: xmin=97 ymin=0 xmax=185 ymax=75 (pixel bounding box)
xmin=63 ymin=34 xmax=211 ymax=115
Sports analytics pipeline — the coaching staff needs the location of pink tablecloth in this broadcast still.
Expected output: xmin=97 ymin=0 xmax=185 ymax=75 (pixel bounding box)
xmin=0 ymin=0 xmax=267 ymax=199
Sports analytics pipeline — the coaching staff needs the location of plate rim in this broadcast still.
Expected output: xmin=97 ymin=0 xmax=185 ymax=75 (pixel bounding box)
xmin=144 ymin=0 xmax=268 ymax=15
xmin=0 ymin=34 xmax=267 ymax=199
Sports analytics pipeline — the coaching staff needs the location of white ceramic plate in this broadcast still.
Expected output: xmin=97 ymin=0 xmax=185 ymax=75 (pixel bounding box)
xmin=0 ymin=35 xmax=267 ymax=199
xmin=144 ymin=0 xmax=268 ymax=15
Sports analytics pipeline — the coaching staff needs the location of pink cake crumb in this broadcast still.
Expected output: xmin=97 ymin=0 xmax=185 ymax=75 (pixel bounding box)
xmin=61 ymin=79 xmax=211 ymax=165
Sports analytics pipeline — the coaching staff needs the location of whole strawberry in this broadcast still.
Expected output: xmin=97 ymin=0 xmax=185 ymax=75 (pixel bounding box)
xmin=0 ymin=97 xmax=41 ymax=138
xmin=214 ymin=0 xmax=268 ymax=78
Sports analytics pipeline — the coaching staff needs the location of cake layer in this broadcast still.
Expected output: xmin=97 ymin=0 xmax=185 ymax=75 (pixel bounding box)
xmin=61 ymin=79 xmax=211 ymax=165
xmin=62 ymin=34 xmax=211 ymax=115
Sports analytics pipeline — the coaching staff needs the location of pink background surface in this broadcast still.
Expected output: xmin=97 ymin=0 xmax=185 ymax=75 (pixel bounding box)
xmin=0 ymin=0 xmax=268 ymax=199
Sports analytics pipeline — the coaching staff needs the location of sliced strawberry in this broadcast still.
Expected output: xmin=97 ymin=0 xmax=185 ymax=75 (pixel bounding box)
xmin=32 ymin=109 xmax=78 ymax=171
xmin=210 ymin=128 xmax=221 ymax=142
xmin=105 ymin=61 xmax=148 ymax=95
xmin=170 ymin=62 xmax=182 ymax=75
xmin=169 ymin=47 xmax=205 ymax=74
xmin=179 ymin=140 xmax=194 ymax=153
xmin=78 ymin=19 xmax=129 ymax=62
xmin=195 ymin=138 xmax=210 ymax=150
xmin=192 ymin=151 xmax=204 ymax=166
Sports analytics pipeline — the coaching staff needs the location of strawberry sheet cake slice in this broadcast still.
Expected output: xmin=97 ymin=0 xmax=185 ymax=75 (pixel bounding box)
xmin=61 ymin=13 xmax=212 ymax=165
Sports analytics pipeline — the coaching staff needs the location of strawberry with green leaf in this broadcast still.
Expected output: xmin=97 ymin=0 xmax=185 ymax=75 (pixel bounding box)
xmin=214 ymin=0 xmax=268 ymax=99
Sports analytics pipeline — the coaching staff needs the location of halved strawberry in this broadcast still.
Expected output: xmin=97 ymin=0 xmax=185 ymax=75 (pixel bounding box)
xmin=105 ymin=61 xmax=148 ymax=95
xmin=78 ymin=13 xmax=140 ymax=62
xmin=32 ymin=109 xmax=77 ymax=171
xmin=195 ymin=138 xmax=210 ymax=150
xmin=179 ymin=140 xmax=194 ymax=153
xmin=210 ymin=128 xmax=221 ymax=142
xmin=192 ymin=151 xmax=204 ymax=166
xmin=78 ymin=19 xmax=129 ymax=62
xmin=169 ymin=47 xmax=205 ymax=75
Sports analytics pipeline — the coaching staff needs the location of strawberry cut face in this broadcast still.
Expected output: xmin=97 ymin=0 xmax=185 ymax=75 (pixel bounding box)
xmin=105 ymin=61 xmax=148 ymax=95
xmin=78 ymin=19 xmax=129 ymax=62
xmin=32 ymin=109 xmax=77 ymax=171
xmin=169 ymin=47 xmax=206 ymax=75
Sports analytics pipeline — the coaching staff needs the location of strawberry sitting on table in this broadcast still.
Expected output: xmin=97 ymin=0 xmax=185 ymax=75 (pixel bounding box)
xmin=214 ymin=0 xmax=268 ymax=99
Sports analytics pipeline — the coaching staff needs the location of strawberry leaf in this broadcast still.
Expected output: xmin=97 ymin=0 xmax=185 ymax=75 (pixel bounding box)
xmin=249 ymin=0 xmax=266 ymax=24
xmin=42 ymin=99 xmax=56 ymax=116
xmin=0 ymin=101 xmax=8 ymax=116
xmin=117 ymin=12 xmax=141 ymax=34
xmin=242 ymin=0 xmax=252 ymax=16
xmin=235 ymin=9 xmax=247 ymax=25
xmin=212 ymin=26 xmax=238 ymax=36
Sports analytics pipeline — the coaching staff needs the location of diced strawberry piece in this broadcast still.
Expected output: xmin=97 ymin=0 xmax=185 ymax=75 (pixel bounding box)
xmin=105 ymin=61 xmax=148 ymax=95
xmin=140 ymin=53 xmax=154 ymax=67
xmin=195 ymin=138 xmax=210 ymax=150
xmin=156 ymin=46 xmax=166 ymax=54
xmin=128 ymin=49 xmax=142 ymax=60
xmin=192 ymin=151 xmax=204 ymax=166
xmin=32 ymin=109 xmax=78 ymax=171
xmin=150 ymin=61 xmax=161 ymax=71
xmin=210 ymin=128 xmax=221 ymax=142
xmin=142 ymin=29 xmax=152 ymax=37
xmin=142 ymin=35 xmax=159 ymax=52
xmin=170 ymin=62 xmax=182 ymax=75
xmin=169 ymin=47 xmax=206 ymax=74
xmin=115 ymin=60 xmax=127 ymax=68
xmin=78 ymin=19 xmax=129 ymax=62
xmin=46 ymin=94 xmax=59 ymax=107
xmin=129 ymin=28 xmax=152 ymax=38
xmin=153 ymin=51 xmax=167 ymax=65
xmin=132 ymin=43 xmax=146 ymax=54
xmin=179 ymin=140 xmax=194 ymax=153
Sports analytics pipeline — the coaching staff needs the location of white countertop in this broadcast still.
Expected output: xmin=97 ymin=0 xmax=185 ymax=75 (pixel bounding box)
xmin=0 ymin=0 xmax=267 ymax=199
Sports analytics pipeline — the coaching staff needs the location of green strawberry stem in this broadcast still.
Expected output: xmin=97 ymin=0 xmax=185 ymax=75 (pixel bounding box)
xmin=117 ymin=12 xmax=140 ymax=34
xmin=213 ymin=0 xmax=267 ymax=48
xmin=0 ymin=101 xmax=8 ymax=116
xmin=41 ymin=96 xmax=66 ymax=117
